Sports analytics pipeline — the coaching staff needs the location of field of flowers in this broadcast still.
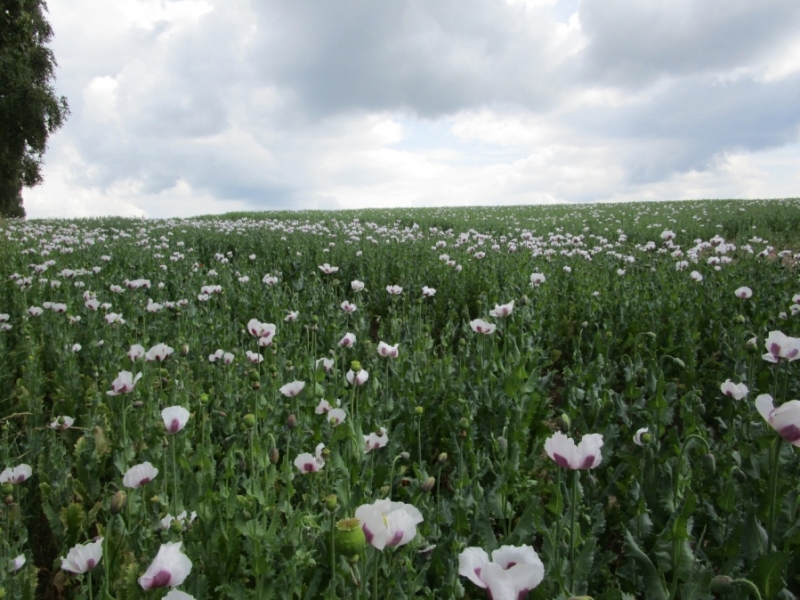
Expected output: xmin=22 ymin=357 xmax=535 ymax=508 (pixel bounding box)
xmin=2 ymin=198 xmax=800 ymax=600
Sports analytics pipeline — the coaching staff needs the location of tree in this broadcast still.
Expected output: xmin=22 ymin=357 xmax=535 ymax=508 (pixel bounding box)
xmin=0 ymin=0 xmax=69 ymax=218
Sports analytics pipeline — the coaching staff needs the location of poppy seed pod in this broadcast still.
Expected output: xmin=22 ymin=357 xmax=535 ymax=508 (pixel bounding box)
xmin=335 ymin=518 xmax=366 ymax=560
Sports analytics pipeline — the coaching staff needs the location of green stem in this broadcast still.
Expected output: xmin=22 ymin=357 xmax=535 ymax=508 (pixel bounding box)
xmin=767 ymin=437 xmax=782 ymax=550
xmin=733 ymin=578 xmax=764 ymax=600
xmin=569 ymin=469 xmax=579 ymax=594
xmin=673 ymin=434 xmax=710 ymax=505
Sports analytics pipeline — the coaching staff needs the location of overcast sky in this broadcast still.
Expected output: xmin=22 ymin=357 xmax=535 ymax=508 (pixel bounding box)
xmin=23 ymin=0 xmax=800 ymax=219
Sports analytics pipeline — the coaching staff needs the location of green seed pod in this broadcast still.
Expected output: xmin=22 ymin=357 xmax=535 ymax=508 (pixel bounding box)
xmin=170 ymin=518 xmax=184 ymax=533
xmin=0 ymin=483 xmax=14 ymax=496
xmin=311 ymin=315 xmax=319 ymax=324
xmin=199 ymin=393 xmax=210 ymax=405
xmin=350 ymin=360 xmax=362 ymax=372
xmin=459 ymin=417 xmax=469 ymax=430
xmin=248 ymin=369 xmax=260 ymax=382
xmin=414 ymin=406 xmax=424 ymax=415
xmin=243 ymin=414 xmax=256 ymax=429
xmin=733 ymin=314 xmax=746 ymax=325
xmin=335 ymin=518 xmax=366 ymax=559
xmin=325 ymin=494 xmax=338 ymax=512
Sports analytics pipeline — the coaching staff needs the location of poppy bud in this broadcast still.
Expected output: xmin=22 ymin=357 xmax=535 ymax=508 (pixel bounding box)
xmin=415 ymin=406 xmax=424 ymax=415
xmin=350 ymin=360 xmax=362 ymax=372
xmin=243 ymin=414 xmax=256 ymax=429
xmin=556 ymin=414 xmax=571 ymax=432
xmin=335 ymin=518 xmax=366 ymax=559
xmin=437 ymin=452 xmax=448 ymax=464
xmin=110 ymin=490 xmax=127 ymax=515
xmin=268 ymin=447 xmax=280 ymax=464
xmin=180 ymin=344 xmax=190 ymax=356
xmin=216 ymin=410 xmax=227 ymax=418
xmin=399 ymin=452 xmax=410 ymax=461
xmin=732 ymin=467 xmax=746 ymax=482
xmin=325 ymin=494 xmax=338 ymax=512
xmin=421 ymin=476 xmax=436 ymax=492
xmin=3 ymin=495 xmax=13 ymax=506
xmin=703 ymin=452 xmax=716 ymax=474
xmin=132 ymin=401 xmax=144 ymax=409
xmin=286 ymin=414 xmax=297 ymax=429
xmin=252 ymin=381 xmax=261 ymax=390
xmin=709 ymin=575 xmax=734 ymax=594
xmin=497 ymin=436 xmax=508 ymax=451
xmin=199 ymin=393 xmax=209 ymax=405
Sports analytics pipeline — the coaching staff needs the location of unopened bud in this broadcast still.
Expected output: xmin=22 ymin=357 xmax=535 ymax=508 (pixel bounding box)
xmin=709 ymin=575 xmax=734 ymax=594
xmin=399 ymin=452 xmax=410 ymax=461
xmin=132 ymin=401 xmax=144 ymax=409
xmin=180 ymin=344 xmax=190 ymax=356
xmin=110 ymin=490 xmax=127 ymax=515
xmin=3 ymin=495 xmax=13 ymax=506
xmin=421 ymin=476 xmax=436 ymax=492
xmin=199 ymin=393 xmax=209 ymax=405
xmin=703 ymin=452 xmax=716 ymax=474
xmin=286 ymin=414 xmax=297 ymax=429
xmin=497 ymin=436 xmax=508 ymax=452
xmin=437 ymin=452 xmax=448 ymax=464
xmin=556 ymin=414 xmax=571 ymax=432
xmin=268 ymin=447 xmax=280 ymax=464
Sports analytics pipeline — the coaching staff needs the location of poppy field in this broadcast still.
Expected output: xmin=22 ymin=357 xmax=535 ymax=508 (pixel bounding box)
xmin=2 ymin=198 xmax=800 ymax=600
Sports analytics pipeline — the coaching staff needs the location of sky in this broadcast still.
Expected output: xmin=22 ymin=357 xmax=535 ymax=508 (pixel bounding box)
xmin=23 ymin=0 xmax=800 ymax=219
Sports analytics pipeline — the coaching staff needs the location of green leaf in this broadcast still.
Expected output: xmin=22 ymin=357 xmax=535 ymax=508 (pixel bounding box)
xmin=622 ymin=529 xmax=668 ymax=600
xmin=571 ymin=536 xmax=596 ymax=595
xmin=751 ymin=551 xmax=790 ymax=600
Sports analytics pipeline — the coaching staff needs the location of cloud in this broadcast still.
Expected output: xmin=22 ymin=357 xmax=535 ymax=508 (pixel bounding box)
xmin=21 ymin=0 xmax=800 ymax=218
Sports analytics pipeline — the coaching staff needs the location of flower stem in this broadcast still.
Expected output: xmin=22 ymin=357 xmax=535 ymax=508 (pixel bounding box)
xmin=569 ymin=468 xmax=579 ymax=594
xmin=767 ymin=436 xmax=782 ymax=550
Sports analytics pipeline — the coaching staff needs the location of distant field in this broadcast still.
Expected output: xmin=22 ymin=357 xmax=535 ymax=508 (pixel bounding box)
xmin=2 ymin=198 xmax=800 ymax=599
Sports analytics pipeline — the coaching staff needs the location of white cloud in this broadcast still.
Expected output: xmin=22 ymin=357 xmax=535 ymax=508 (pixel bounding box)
xmin=21 ymin=0 xmax=800 ymax=219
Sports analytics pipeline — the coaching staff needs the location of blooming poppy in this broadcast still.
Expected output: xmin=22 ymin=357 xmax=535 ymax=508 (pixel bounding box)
xmin=279 ymin=381 xmax=305 ymax=397
xmin=720 ymin=380 xmax=748 ymax=400
xmin=339 ymin=333 xmax=356 ymax=347
xmin=294 ymin=443 xmax=326 ymax=473
xmin=138 ymin=542 xmax=193 ymax=590
xmin=364 ymin=429 xmax=388 ymax=452
xmin=544 ymin=431 xmax=604 ymax=469
xmin=458 ymin=545 xmax=545 ymax=600
xmin=756 ymin=394 xmax=800 ymax=446
xmin=61 ymin=539 xmax=103 ymax=574
xmin=377 ymin=342 xmax=399 ymax=358
xmin=123 ymin=462 xmax=159 ymax=488
xmin=489 ymin=301 xmax=514 ymax=318
xmin=470 ymin=319 xmax=496 ymax=335
xmin=763 ymin=331 xmax=800 ymax=363
xmin=0 ymin=464 xmax=32 ymax=484
xmin=346 ymin=369 xmax=369 ymax=386
xmin=161 ymin=406 xmax=191 ymax=434
xmin=107 ymin=371 xmax=143 ymax=396
xmin=355 ymin=499 xmax=423 ymax=550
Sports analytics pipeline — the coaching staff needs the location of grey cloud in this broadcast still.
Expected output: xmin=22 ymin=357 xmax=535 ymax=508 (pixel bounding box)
xmin=246 ymin=0 xmax=564 ymax=117
xmin=579 ymin=0 xmax=800 ymax=85
xmin=566 ymin=73 xmax=800 ymax=182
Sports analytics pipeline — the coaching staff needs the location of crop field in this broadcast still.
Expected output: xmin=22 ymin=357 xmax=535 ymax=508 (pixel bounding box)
xmin=2 ymin=198 xmax=800 ymax=600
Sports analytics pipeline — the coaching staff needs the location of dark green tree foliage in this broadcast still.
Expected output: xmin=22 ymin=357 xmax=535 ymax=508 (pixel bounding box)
xmin=0 ymin=0 xmax=69 ymax=218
